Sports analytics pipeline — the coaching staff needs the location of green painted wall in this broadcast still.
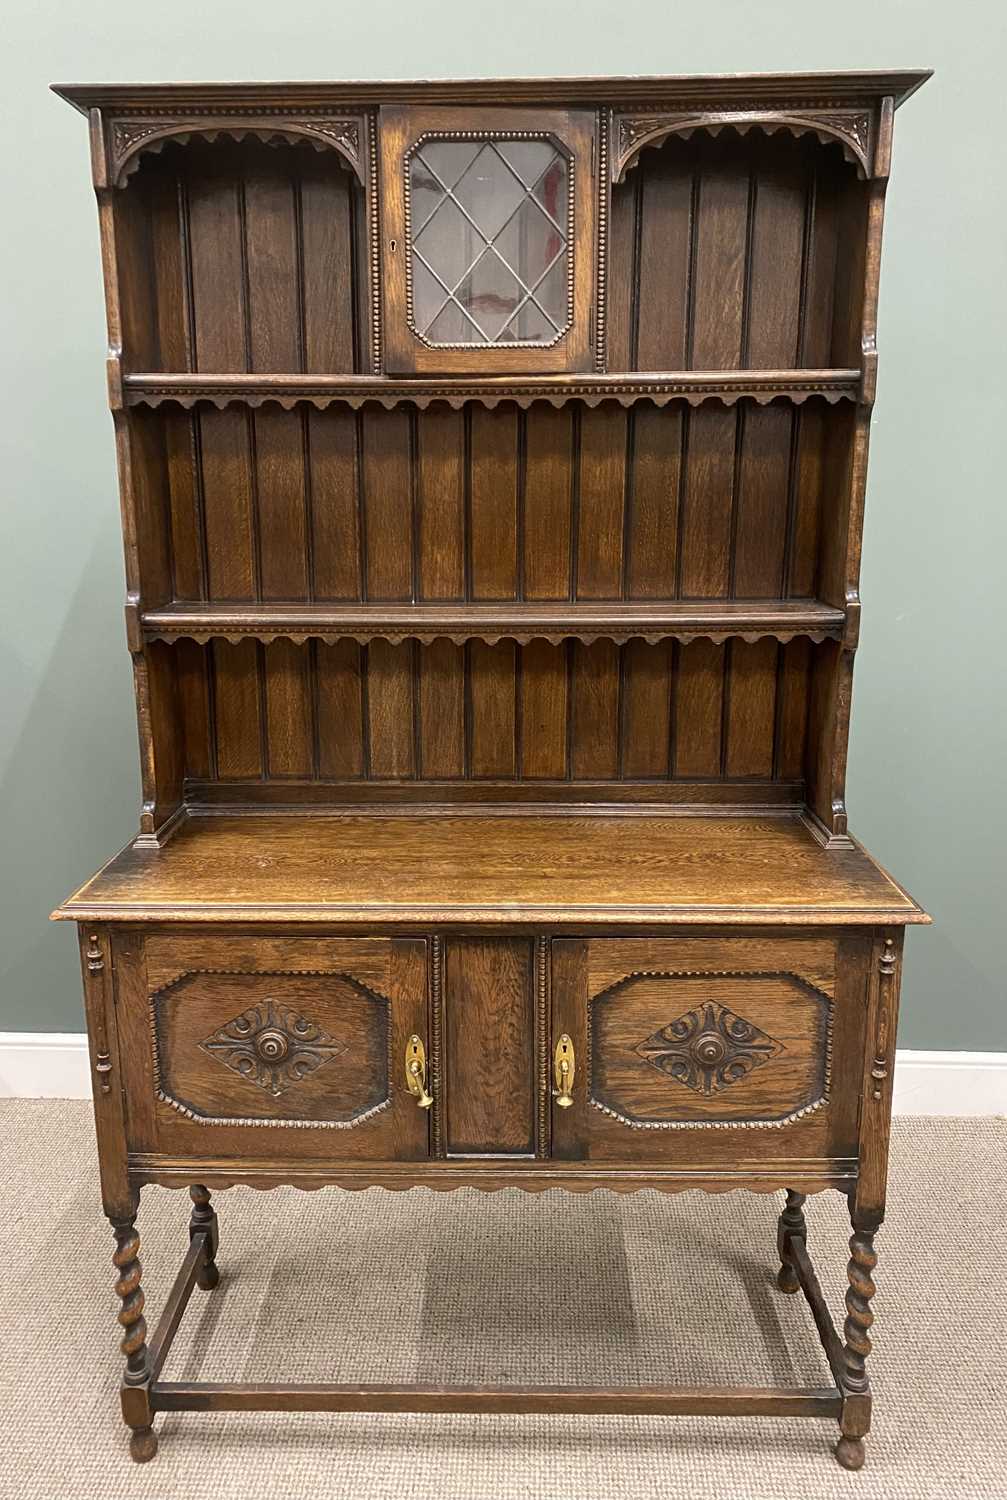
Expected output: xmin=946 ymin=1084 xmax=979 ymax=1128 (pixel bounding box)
xmin=2 ymin=1 xmax=1004 ymax=1046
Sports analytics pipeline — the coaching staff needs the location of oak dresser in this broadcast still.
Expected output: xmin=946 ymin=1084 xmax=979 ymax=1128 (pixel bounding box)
xmin=53 ymin=69 xmax=931 ymax=1471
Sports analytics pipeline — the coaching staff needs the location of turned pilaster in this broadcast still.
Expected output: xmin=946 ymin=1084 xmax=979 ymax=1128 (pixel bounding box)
xmin=775 ymin=1189 xmax=807 ymax=1293
xmin=189 ymin=1184 xmax=220 ymax=1290
xmin=111 ymin=1218 xmax=157 ymax=1462
xmin=836 ymin=1227 xmax=879 ymax=1471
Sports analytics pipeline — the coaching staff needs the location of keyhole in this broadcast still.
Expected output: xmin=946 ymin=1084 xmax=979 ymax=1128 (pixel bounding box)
xmin=389 ymin=238 xmax=397 ymax=254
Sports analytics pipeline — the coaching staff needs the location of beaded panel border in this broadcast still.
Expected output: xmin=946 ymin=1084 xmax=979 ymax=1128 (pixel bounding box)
xmin=586 ymin=968 xmax=834 ymax=1130
xmin=401 ymin=130 xmax=576 ymax=351
xmin=148 ymin=967 xmax=393 ymax=1129
xmin=594 ymin=110 xmax=608 ymax=372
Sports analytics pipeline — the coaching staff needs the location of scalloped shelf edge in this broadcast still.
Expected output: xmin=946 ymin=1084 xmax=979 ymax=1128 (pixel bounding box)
xmin=142 ymin=627 xmax=837 ymax=648
xmin=124 ymin=383 xmax=858 ymax=413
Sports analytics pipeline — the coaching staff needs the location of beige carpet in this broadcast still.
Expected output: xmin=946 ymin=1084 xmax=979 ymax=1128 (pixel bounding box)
xmin=0 ymin=1102 xmax=1003 ymax=1499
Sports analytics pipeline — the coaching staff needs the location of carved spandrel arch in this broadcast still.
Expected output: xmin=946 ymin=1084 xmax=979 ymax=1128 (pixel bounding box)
xmin=99 ymin=110 xmax=369 ymax=188
xmin=610 ymin=106 xmax=879 ymax=182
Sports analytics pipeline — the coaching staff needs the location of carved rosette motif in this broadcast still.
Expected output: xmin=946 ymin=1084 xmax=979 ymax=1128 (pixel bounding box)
xmin=107 ymin=111 xmax=366 ymax=186
xmin=636 ymin=1000 xmax=785 ymax=1096
xmin=201 ymin=998 xmax=347 ymax=1097
xmin=611 ymin=105 xmax=875 ymax=181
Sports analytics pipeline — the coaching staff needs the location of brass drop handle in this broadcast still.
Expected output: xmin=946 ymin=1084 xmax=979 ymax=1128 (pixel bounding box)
xmin=405 ymin=1034 xmax=433 ymax=1109
xmin=553 ymin=1034 xmax=575 ymax=1108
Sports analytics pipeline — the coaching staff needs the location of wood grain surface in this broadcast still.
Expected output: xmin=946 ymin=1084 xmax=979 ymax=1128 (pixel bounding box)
xmin=56 ymin=812 xmax=926 ymax=924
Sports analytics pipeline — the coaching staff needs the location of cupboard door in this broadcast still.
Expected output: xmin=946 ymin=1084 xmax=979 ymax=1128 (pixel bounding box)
xmin=380 ymin=107 xmax=597 ymax=374
xmin=117 ymin=932 xmax=430 ymax=1161
xmin=551 ymin=935 xmax=866 ymax=1166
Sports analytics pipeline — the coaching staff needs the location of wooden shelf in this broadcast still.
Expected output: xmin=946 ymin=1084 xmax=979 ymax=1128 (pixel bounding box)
xmin=140 ymin=599 xmax=847 ymax=647
xmin=52 ymin=811 xmax=929 ymax=927
xmin=122 ymin=369 xmax=862 ymax=412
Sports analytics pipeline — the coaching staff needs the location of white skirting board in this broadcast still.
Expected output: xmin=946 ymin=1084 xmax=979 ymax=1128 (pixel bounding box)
xmin=0 ymin=1034 xmax=1004 ymax=1114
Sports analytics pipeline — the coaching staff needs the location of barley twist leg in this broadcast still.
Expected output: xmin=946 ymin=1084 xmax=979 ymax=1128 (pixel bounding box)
xmin=836 ymin=1228 xmax=878 ymax=1471
xmin=111 ymin=1219 xmax=157 ymax=1463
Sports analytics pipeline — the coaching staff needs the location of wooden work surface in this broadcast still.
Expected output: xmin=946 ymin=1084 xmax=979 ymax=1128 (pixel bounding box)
xmin=55 ymin=813 xmax=926 ymax=926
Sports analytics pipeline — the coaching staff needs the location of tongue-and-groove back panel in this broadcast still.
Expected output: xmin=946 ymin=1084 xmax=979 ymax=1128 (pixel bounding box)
xmin=117 ymin=128 xmax=860 ymax=810
xmin=144 ymin=397 xmax=841 ymax=607
xmin=120 ymin=131 xmax=862 ymax=375
xmin=174 ymin=634 xmax=816 ymax=790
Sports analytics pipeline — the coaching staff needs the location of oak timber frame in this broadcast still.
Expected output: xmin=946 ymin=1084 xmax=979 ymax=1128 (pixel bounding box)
xmin=53 ymin=69 xmax=930 ymax=1472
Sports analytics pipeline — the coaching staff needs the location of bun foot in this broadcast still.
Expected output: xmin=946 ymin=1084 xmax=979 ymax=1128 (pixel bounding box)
xmin=776 ymin=1262 xmax=800 ymax=1294
xmin=129 ymin=1426 xmax=158 ymax=1463
xmin=835 ymin=1436 xmax=865 ymax=1471
xmin=196 ymin=1260 xmax=220 ymax=1291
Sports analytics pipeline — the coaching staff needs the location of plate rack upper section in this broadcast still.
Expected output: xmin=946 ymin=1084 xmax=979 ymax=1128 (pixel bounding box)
xmin=57 ymin=70 xmax=927 ymax=393
xmin=55 ymin=72 xmax=929 ymax=846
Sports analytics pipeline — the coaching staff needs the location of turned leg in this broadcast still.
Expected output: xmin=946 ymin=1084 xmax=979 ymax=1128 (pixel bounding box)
xmin=775 ymin=1189 xmax=807 ymax=1293
xmin=835 ymin=1225 xmax=879 ymax=1471
xmin=189 ymin=1184 xmax=220 ymax=1290
xmin=111 ymin=1218 xmax=157 ymax=1463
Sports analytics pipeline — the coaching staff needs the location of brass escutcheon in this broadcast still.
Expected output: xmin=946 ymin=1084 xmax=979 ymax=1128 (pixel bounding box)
xmin=405 ymin=1034 xmax=433 ymax=1109
xmin=553 ymin=1034 xmax=575 ymax=1108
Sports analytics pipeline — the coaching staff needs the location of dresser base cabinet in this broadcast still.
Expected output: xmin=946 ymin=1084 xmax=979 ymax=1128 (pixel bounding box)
xmin=53 ymin=66 xmax=930 ymax=1474
xmin=73 ymin=907 xmax=910 ymax=1472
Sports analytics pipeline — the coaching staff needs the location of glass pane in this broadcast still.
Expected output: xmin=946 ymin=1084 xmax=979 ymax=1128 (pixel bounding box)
xmin=412 ymin=257 xmax=448 ymax=336
xmin=426 ymin=301 xmax=482 ymax=343
xmin=533 ymin=157 xmax=568 ymax=229
xmin=421 ymin=140 xmax=481 ymax=189
xmin=455 ymin=249 xmax=522 ymax=341
xmin=408 ymin=136 xmax=570 ymax=347
xmin=501 ymin=301 xmax=554 ymax=343
xmin=496 ymin=139 xmax=556 ymax=188
xmin=453 ymin=145 xmax=526 ymax=240
xmin=535 ymin=259 xmax=567 ymax=330
xmin=410 ymin=152 xmax=445 ymax=232
xmin=414 ymin=197 xmax=480 ymax=293
xmin=496 ymin=199 xmax=564 ymax=302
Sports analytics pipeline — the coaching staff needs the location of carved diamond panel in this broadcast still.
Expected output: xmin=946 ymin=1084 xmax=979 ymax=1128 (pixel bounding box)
xmin=585 ymin=965 xmax=833 ymax=1130
xmin=636 ymin=1001 xmax=785 ymax=1096
xmin=200 ymin=999 xmax=348 ymax=1097
xmin=149 ymin=968 xmax=386 ymax=1125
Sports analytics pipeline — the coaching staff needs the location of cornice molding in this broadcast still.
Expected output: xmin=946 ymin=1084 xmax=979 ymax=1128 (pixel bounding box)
xmin=52 ymin=71 xmax=932 ymax=115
